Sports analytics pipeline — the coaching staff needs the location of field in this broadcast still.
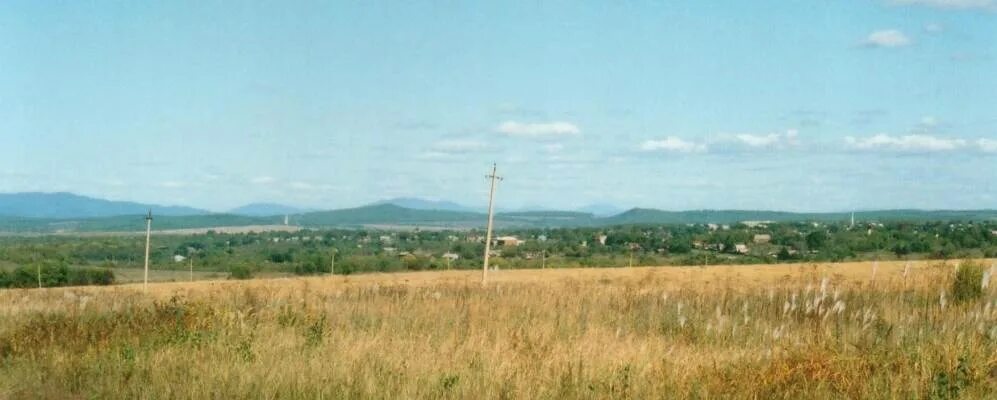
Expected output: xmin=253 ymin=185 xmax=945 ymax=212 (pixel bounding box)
xmin=1 ymin=260 xmax=995 ymax=399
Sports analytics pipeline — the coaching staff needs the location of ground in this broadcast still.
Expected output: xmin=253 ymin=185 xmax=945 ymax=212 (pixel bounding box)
xmin=1 ymin=260 xmax=995 ymax=399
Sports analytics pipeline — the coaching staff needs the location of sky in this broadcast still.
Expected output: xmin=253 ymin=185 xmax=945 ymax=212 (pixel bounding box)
xmin=2 ymin=1 xmax=996 ymax=212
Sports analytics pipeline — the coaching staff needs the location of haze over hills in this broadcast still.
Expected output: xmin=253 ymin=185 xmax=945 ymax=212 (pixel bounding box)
xmin=228 ymin=203 xmax=312 ymax=217
xmin=0 ymin=192 xmax=209 ymax=219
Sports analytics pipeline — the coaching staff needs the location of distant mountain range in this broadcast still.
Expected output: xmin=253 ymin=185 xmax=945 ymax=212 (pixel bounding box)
xmin=2 ymin=192 xmax=996 ymax=234
xmin=0 ymin=192 xmax=209 ymax=219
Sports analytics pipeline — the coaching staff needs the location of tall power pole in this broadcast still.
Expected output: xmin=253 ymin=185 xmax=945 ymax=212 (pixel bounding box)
xmin=143 ymin=210 xmax=153 ymax=292
xmin=482 ymin=163 xmax=502 ymax=285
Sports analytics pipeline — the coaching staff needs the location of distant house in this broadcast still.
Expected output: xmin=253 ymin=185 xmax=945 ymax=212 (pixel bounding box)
xmin=173 ymin=254 xmax=186 ymax=263
xmin=753 ymin=234 xmax=772 ymax=244
xmin=466 ymin=235 xmax=484 ymax=243
xmin=596 ymin=234 xmax=608 ymax=246
xmin=442 ymin=252 xmax=460 ymax=261
xmin=734 ymin=244 xmax=749 ymax=254
xmin=495 ymin=236 xmax=522 ymax=246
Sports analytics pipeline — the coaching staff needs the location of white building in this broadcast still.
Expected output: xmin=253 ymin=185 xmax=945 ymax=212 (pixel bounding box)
xmin=734 ymin=244 xmax=749 ymax=254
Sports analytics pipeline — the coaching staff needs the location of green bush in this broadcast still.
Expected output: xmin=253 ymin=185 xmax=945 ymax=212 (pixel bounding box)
xmin=229 ymin=265 xmax=254 ymax=280
xmin=951 ymin=261 xmax=984 ymax=303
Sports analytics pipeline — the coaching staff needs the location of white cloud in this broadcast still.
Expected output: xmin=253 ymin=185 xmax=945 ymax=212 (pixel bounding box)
xmin=862 ymin=30 xmax=912 ymax=48
xmin=978 ymin=138 xmax=997 ymax=153
xmin=725 ymin=129 xmax=800 ymax=149
xmin=251 ymin=176 xmax=275 ymax=185
xmin=734 ymin=133 xmax=780 ymax=147
xmin=496 ymin=121 xmax=581 ymax=138
xmin=924 ymin=23 xmax=944 ymax=33
xmin=640 ymin=137 xmax=707 ymax=153
xmin=844 ymin=134 xmax=968 ymax=152
xmin=892 ymin=0 xmax=996 ymax=10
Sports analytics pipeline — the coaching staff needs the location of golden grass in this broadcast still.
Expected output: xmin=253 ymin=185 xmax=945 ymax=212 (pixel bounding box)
xmin=1 ymin=260 xmax=995 ymax=399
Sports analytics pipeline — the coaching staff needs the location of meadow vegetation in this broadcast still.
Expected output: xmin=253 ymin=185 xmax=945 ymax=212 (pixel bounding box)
xmin=0 ymin=260 xmax=994 ymax=399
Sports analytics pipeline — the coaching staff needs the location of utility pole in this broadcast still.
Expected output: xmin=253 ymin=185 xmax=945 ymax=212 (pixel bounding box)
xmin=329 ymin=249 xmax=336 ymax=275
xmin=482 ymin=163 xmax=502 ymax=285
xmin=144 ymin=210 xmax=153 ymax=292
xmin=541 ymin=248 xmax=546 ymax=269
xmin=189 ymin=255 xmax=193 ymax=282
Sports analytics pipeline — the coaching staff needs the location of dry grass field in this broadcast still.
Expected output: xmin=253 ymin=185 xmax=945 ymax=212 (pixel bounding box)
xmin=1 ymin=260 xmax=995 ymax=399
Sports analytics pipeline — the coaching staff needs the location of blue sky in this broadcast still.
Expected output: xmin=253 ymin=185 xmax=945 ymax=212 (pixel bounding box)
xmin=2 ymin=1 xmax=996 ymax=212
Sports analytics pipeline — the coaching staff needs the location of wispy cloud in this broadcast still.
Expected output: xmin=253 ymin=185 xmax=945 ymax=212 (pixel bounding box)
xmin=978 ymin=138 xmax=997 ymax=153
xmin=862 ymin=30 xmax=911 ymax=48
xmin=251 ymin=176 xmax=276 ymax=185
xmin=543 ymin=143 xmax=565 ymax=153
xmin=892 ymin=0 xmax=996 ymax=11
xmin=431 ymin=138 xmax=491 ymax=153
xmin=844 ymin=134 xmax=967 ymax=152
xmin=495 ymin=121 xmax=581 ymax=138
xmin=640 ymin=137 xmax=707 ymax=153
xmin=160 ymin=181 xmax=188 ymax=189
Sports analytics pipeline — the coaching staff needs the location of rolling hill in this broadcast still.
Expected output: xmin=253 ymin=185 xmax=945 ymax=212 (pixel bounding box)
xmin=370 ymin=197 xmax=475 ymax=212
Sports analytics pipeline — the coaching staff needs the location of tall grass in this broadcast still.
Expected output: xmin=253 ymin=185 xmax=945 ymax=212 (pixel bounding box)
xmin=0 ymin=262 xmax=994 ymax=399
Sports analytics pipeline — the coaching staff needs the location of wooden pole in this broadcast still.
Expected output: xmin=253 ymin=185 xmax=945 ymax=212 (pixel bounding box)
xmin=482 ymin=164 xmax=501 ymax=285
xmin=144 ymin=210 xmax=152 ymax=292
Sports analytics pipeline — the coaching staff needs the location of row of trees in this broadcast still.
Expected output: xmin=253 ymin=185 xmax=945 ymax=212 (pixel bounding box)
xmin=1 ymin=220 xmax=995 ymax=282
xmin=0 ymin=262 xmax=114 ymax=288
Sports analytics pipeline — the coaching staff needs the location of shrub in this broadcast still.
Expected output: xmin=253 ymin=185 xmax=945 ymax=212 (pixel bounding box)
xmin=229 ymin=265 xmax=254 ymax=280
xmin=68 ymin=268 xmax=115 ymax=286
xmin=951 ymin=261 xmax=984 ymax=303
